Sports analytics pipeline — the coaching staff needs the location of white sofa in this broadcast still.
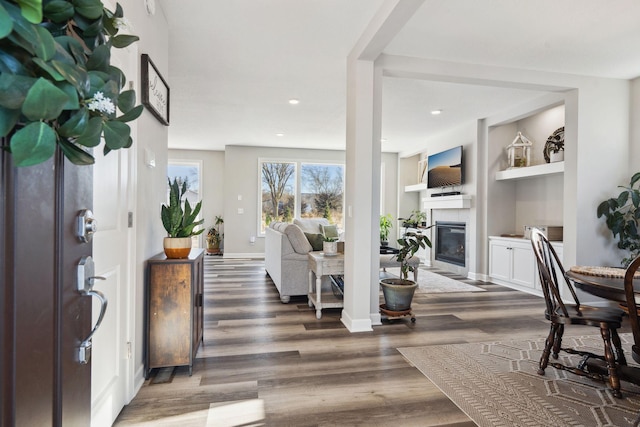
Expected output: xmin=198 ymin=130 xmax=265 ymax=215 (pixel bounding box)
xmin=264 ymin=218 xmax=330 ymax=303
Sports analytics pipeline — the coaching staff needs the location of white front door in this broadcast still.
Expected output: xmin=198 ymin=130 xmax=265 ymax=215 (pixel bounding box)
xmin=91 ymin=147 xmax=133 ymax=426
xmin=90 ymin=38 xmax=138 ymax=426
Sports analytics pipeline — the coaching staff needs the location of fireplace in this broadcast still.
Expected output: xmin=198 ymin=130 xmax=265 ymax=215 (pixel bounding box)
xmin=435 ymin=221 xmax=466 ymax=267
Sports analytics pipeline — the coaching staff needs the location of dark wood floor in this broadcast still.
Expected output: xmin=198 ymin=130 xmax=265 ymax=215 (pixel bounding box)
xmin=114 ymin=256 xmax=613 ymax=426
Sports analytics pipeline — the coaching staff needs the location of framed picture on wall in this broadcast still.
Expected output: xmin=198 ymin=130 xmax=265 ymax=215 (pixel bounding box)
xmin=141 ymin=54 xmax=170 ymax=125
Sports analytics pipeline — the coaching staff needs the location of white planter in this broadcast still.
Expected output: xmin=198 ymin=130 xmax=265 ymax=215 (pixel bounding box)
xmin=323 ymin=241 xmax=338 ymax=256
xmin=163 ymin=237 xmax=192 ymax=259
xmin=550 ymin=151 xmax=564 ymax=163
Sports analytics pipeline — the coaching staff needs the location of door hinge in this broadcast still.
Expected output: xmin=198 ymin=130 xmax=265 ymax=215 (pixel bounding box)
xmin=127 ymin=341 xmax=132 ymax=359
xmin=128 ymin=211 xmax=133 ymax=228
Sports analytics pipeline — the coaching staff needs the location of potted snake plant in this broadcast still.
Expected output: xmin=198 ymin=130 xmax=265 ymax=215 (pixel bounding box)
xmin=161 ymin=177 xmax=204 ymax=258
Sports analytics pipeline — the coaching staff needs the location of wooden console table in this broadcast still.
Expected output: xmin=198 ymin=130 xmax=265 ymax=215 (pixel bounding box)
xmin=308 ymin=251 xmax=344 ymax=319
xmin=145 ymin=248 xmax=204 ymax=378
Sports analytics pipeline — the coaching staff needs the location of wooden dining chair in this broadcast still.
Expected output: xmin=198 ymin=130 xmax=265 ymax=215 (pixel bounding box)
xmin=623 ymin=256 xmax=640 ymax=426
xmin=530 ymin=228 xmax=627 ymax=398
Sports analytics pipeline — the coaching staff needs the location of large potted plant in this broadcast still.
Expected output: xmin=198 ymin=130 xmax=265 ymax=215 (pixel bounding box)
xmin=597 ymin=172 xmax=640 ymax=267
xmin=206 ymin=215 xmax=223 ymax=255
xmin=380 ymin=230 xmax=431 ymax=312
xmin=161 ymin=178 xmax=204 ymax=258
xmin=0 ymin=0 xmax=142 ymax=167
xmin=380 ymin=213 xmax=393 ymax=247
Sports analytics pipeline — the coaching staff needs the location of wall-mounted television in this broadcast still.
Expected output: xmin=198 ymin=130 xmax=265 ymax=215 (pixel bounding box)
xmin=427 ymin=145 xmax=463 ymax=189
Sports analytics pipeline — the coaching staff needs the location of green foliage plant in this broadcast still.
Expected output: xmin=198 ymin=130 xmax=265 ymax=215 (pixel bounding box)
xmin=380 ymin=213 xmax=393 ymax=242
xmin=597 ymin=172 xmax=640 ymax=267
xmin=399 ymin=210 xmax=427 ymax=228
xmin=161 ymin=178 xmax=204 ymax=238
xmin=0 ymin=0 xmax=143 ymax=166
xmin=206 ymin=215 xmax=223 ymax=247
xmin=395 ymin=229 xmax=432 ymax=281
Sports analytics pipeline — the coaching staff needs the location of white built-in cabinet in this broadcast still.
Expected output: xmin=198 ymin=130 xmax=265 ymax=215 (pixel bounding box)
xmin=489 ymin=236 xmax=563 ymax=297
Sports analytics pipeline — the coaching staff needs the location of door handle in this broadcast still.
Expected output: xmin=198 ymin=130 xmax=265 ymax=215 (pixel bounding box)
xmin=77 ymin=256 xmax=108 ymax=364
xmin=77 ymin=209 xmax=97 ymax=243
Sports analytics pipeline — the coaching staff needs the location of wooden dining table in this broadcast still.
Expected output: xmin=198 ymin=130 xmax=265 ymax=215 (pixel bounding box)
xmin=566 ymin=266 xmax=640 ymax=304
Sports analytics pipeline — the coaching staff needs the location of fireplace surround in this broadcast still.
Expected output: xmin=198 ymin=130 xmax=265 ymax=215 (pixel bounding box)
xmin=435 ymin=221 xmax=466 ymax=267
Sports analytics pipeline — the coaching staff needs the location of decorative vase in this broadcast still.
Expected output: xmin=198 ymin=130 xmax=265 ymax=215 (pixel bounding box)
xmin=163 ymin=237 xmax=192 ymax=259
xmin=323 ymin=241 xmax=338 ymax=256
xmin=380 ymin=278 xmax=418 ymax=311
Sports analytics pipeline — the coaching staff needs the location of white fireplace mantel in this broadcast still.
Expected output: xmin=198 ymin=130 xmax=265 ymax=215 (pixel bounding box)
xmin=422 ymin=195 xmax=472 ymax=210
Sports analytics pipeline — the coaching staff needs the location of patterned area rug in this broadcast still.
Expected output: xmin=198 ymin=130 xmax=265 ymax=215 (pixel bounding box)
xmin=383 ymin=268 xmax=485 ymax=293
xmin=399 ymin=334 xmax=640 ymax=426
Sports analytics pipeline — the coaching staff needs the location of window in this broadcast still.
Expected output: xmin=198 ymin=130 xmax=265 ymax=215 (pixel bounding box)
xmin=301 ymin=163 xmax=344 ymax=225
xmin=259 ymin=160 xmax=345 ymax=235
xmin=260 ymin=161 xmax=296 ymax=233
xmin=168 ymin=160 xmax=203 ymax=246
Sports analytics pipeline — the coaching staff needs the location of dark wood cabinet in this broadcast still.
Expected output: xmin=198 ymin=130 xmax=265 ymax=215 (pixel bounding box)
xmin=145 ymin=248 xmax=204 ymax=377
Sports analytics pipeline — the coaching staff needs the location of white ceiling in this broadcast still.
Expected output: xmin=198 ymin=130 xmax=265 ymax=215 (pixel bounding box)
xmin=159 ymin=0 xmax=640 ymax=156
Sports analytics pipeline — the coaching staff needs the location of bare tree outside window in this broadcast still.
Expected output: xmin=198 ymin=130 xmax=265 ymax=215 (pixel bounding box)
xmin=261 ymin=162 xmax=296 ymax=232
xmin=301 ymin=164 xmax=344 ymax=226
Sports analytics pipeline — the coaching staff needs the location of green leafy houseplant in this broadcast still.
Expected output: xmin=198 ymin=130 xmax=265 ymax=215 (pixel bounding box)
xmin=597 ymin=172 xmax=640 ymax=267
xmin=206 ymin=215 xmax=223 ymax=252
xmin=162 ymin=178 xmax=204 ymax=238
xmin=0 ymin=0 xmax=143 ymax=167
xmin=400 ymin=210 xmax=427 ymax=229
xmin=395 ymin=230 xmax=432 ymax=280
xmin=380 ymin=213 xmax=393 ymax=244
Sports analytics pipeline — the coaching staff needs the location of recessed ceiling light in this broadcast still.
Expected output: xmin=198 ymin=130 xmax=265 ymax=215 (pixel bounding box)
xmin=288 ymin=99 xmax=299 ymax=105
xmin=276 ymin=133 xmax=284 ymax=137
xmin=381 ymin=138 xmax=388 ymax=142
xmin=431 ymin=109 xmax=442 ymax=115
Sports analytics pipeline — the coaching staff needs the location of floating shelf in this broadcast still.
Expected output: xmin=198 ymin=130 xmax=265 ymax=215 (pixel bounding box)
xmin=422 ymin=195 xmax=472 ymax=210
xmin=495 ymin=161 xmax=564 ymax=181
xmin=404 ymin=183 xmax=427 ymax=192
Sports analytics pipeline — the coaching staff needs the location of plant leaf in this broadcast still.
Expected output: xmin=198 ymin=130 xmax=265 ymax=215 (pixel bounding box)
xmin=0 ymin=73 xmax=34 ymax=109
xmin=32 ymin=57 xmax=65 ymax=81
xmin=21 ymin=77 xmax=69 ymax=120
xmin=73 ymin=0 xmax=103 ymax=20
xmin=51 ymin=59 xmax=90 ymax=94
xmin=16 ymin=0 xmax=42 ymax=23
xmin=111 ymin=34 xmax=138 ymax=48
xmin=116 ymin=104 xmax=142 ymax=123
xmin=102 ymin=119 xmax=130 ymax=149
xmin=0 ymin=2 xmax=13 ymax=38
xmin=44 ymin=0 xmax=75 ymax=22
xmin=58 ymin=107 xmax=89 ymax=137
xmin=86 ymin=43 xmax=110 ymax=72
xmin=0 ymin=105 xmax=20 ymax=137
xmin=117 ymin=89 xmax=135 ymax=112
xmin=74 ymin=116 xmax=103 ymax=147
xmin=10 ymin=121 xmax=57 ymax=166
xmin=58 ymin=138 xmax=95 ymax=165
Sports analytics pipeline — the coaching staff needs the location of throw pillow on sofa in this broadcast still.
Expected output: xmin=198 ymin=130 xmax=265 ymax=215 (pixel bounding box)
xmin=294 ymin=218 xmax=329 ymax=234
xmin=304 ymin=232 xmax=324 ymax=251
xmin=284 ymin=224 xmax=313 ymax=254
xmin=320 ymin=224 xmax=339 ymax=240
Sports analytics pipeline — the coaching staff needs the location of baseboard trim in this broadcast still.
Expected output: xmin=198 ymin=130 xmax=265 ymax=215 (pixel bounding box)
xmin=222 ymin=252 xmax=264 ymax=259
xmin=468 ymin=271 xmax=488 ymax=282
xmin=341 ymin=310 xmax=373 ymax=332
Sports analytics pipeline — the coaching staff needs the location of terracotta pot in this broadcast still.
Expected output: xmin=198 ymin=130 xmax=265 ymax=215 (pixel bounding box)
xmin=380 ymin=278 xmax=418 ymax=311
xmin=163 ymin=237 xmax=192 ymax=259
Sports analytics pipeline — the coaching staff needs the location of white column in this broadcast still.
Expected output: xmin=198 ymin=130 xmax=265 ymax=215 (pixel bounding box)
xmin=341 ymin=59 xmax=382 ymax=332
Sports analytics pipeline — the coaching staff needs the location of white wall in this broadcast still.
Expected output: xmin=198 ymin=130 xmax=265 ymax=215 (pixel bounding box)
xmin=168 ymin=149 xmax=226 ymax=245
xmin=222 ymin=145 xmax=399 ymax=257
xmin=121 ymin=0 xmax=171 ymax=392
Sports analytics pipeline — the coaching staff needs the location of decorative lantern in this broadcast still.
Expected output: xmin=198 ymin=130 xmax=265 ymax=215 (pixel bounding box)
xmin=507 ymin=132 xmax=532 ymax=169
